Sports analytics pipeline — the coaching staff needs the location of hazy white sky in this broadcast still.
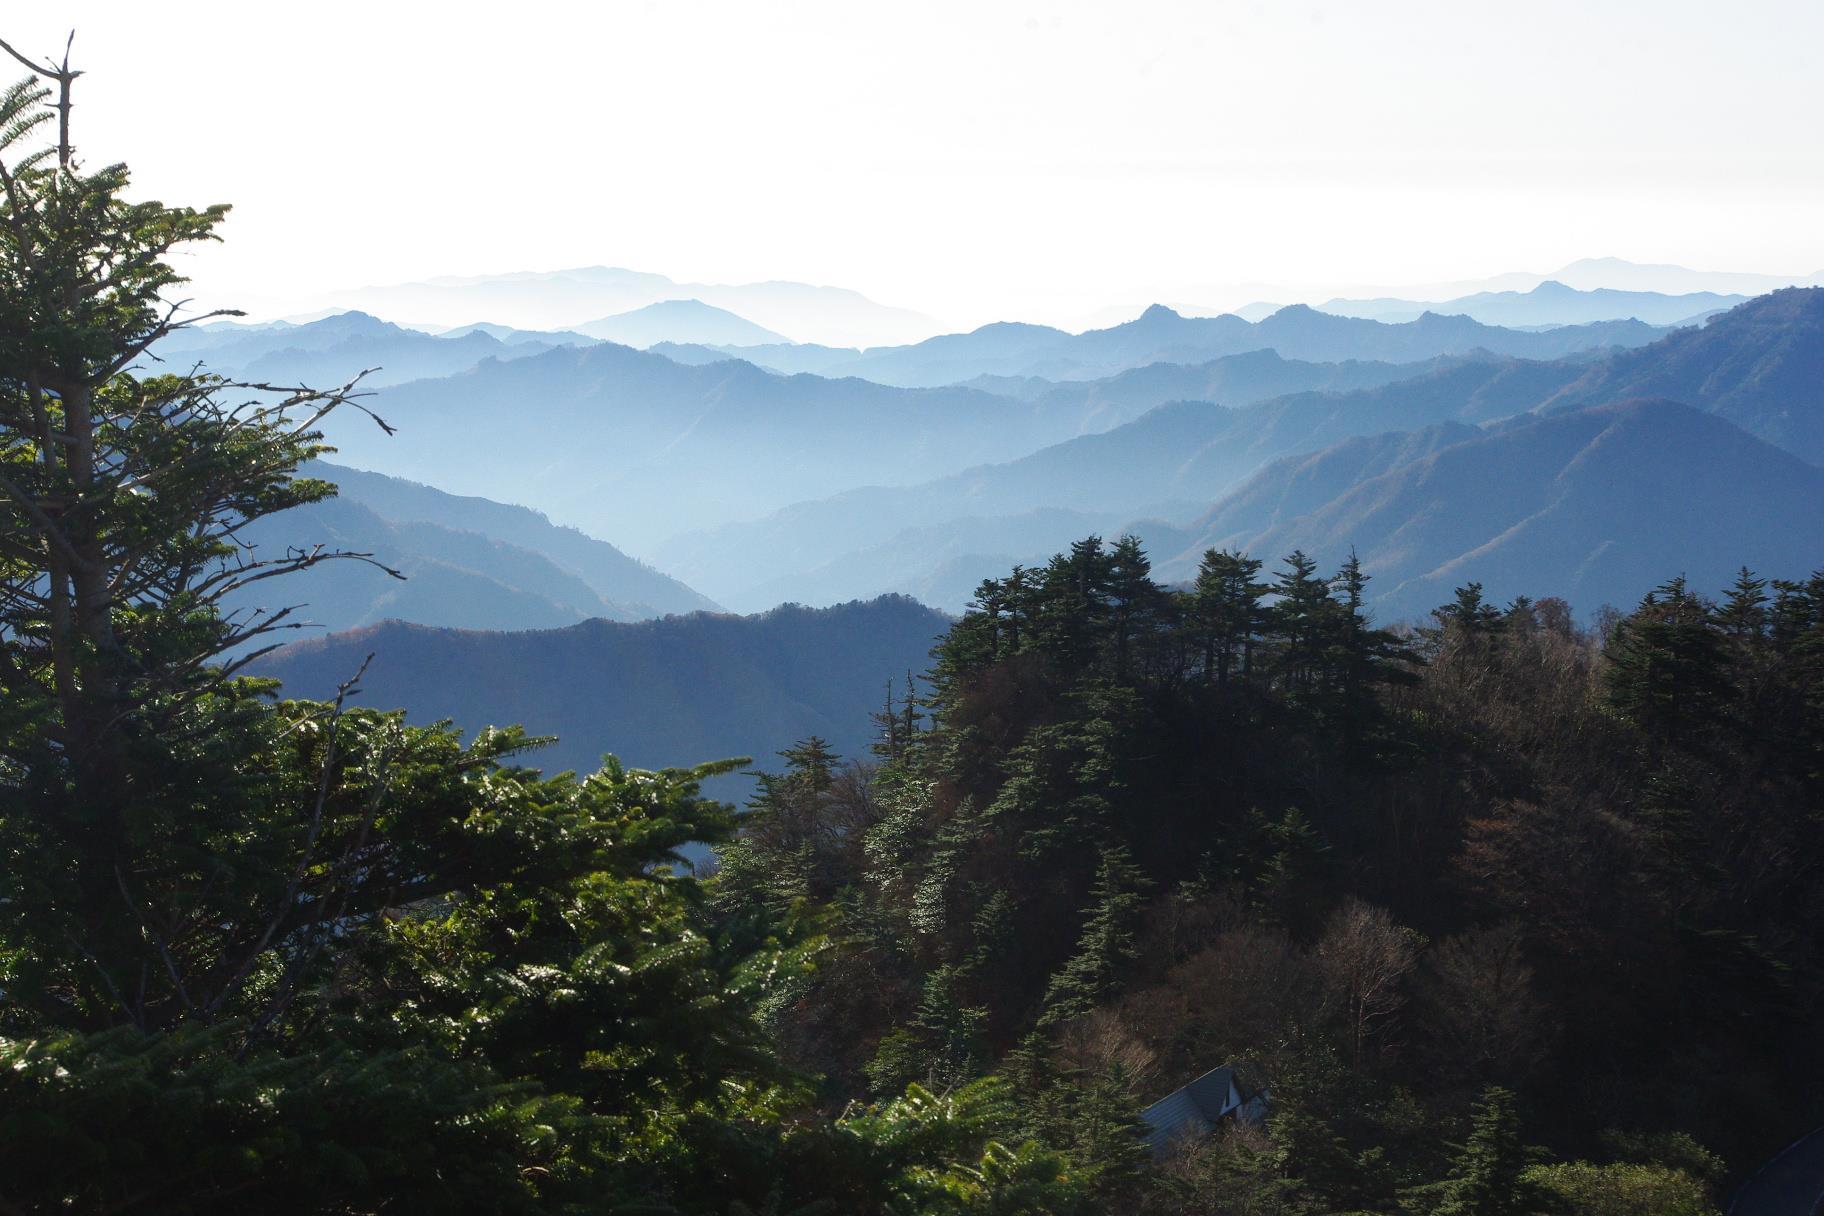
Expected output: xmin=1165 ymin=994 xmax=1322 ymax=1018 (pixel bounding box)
xmin=12 ymin=0 xmax=1824 ymax=326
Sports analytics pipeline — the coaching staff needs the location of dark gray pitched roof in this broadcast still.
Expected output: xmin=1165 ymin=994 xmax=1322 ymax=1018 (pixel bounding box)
xmin=1139 ymin=1066 xmax=1238 ymax=1156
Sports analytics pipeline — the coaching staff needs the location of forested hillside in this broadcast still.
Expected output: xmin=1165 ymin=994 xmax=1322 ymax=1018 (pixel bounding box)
xmin=1142 ymin=400 xmax=1824 ymax=617
xmin=707 ymin=537 xmax=1824 ymax=1212
xmin=1542 ymin=287 xmax=1824 ymax=463
xmin=252 ymin=596 xmax=950 ymax=779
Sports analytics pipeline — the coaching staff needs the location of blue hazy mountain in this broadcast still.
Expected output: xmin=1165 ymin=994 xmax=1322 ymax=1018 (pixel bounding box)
xmin=576 ymin=298 xmax=789 ymax=347
xmin=657 ymin=355 xmax=1594 ymax=607
xmin=696 ymin=304 xmax=1672 ymax=388
xmin=300 ymin=461 xmax=718 ymax=616
xmin=312 ymin=343 xmax=1133 ymax=547
xmin=1317 ymin=280 xmax=1744 ymax=327
xmin=326 ymin=265 xmax=937 ymax=347
xmin=656 ymin=290 xmax=1824 ymax=610
xmin=653 ymin=346 xmax=1469 ymax=429
xmin=1003 ymin=349 xmax=1489 ymax=432
xmin=1140 ymin=400 xmax=1824 ymax=620
xmin=154 ymin=311 xmax=574 ymax=387
xmin=226 ymin=463 xmax=718 ymax=639
xmin=436 ymin=321 xmax=600 ymax=345
xmin=231 ymin=497 xmax=641 ymax=637
xmin=250 ymin=596 xmax=951 ymax=779
xmin=1539 ymin=287 xmax=1824 ymax=465
xmin=650 ymin=340 xmax=875 ymax=377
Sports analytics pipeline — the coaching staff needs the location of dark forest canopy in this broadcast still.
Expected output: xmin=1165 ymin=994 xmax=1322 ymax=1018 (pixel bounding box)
xmin=716 ymin=536 xmax=1824 ymax=1213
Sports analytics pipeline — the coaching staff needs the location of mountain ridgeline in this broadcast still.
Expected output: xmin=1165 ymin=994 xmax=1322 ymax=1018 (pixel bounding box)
xmin=657 ymin=289 xmax=1824 ymax=613
xmin=251 ymin=595 xmax=950 ymax=780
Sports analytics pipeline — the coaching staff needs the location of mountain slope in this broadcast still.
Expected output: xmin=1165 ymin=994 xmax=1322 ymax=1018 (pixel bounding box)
xmin=307 ymin=461 xmax=717 ymax=615
xmin=230 ymin=497 xmax=635 ymax=637
xmin=1541 ymin=287 xmax=1824 ymax=464
xmin=251 ymin=596 xmax=951 ymax=778
xmin=1145 ymin=401 xmax=1824 ymax=619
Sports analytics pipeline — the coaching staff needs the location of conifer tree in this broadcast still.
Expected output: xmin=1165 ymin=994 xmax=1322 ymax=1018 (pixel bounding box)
xmin=1188 ymin=547 xmax=1269 ymax=686
xmin=1270 ymin=550 xmax=1337 ymax=694
xmin=1604 ymin=577 xmax=1734 ymax=748
xmin=1041 ymin=846 xmax=1148 ymax=1025
xmin=1425 ymin=1087 xmax=1546 ymax=1216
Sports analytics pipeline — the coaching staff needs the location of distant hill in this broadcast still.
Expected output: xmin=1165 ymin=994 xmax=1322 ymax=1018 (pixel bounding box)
xmin=302 ymin=461 xmax=718 ymax=616
xmin=1002 ymin=348 xmax=1469 ymax=433
xmin=1541 ymin=287 xmax=1824 ymax=465
xmin=1142 ymin=400 xmax=1824 ymax=619
xmin=154 ymin=311 xmax=570 ymax=387
xmin=436 ymin=321 xmax=599 ymax=345
xmin=713 ymin=304 xmax=1672 ymax=388
xmin=730 ymin=506 xmax=1135 ymax=614
xmin=660 ymin=346 xmax=1467 ymax=432
xmin=323 ymin=265 xmax=938 ymax=347
xmin=251 ymin=596 xmax=952 ymax=780
xmin=230 ymin=497 xmax=639 ymax=638
xmin=1318 ymin=280 xmax=1744 ymax=327
xmin=660 ymin=340 xmax=874 ymax=377
xmin=1546 ymin=257 xmax=1824 ymax=296
xmin=576 ymin=299 xmax=788 ymax=347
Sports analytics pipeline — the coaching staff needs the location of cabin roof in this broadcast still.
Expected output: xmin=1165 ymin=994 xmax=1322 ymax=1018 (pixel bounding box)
xmin=1139 ymin=1065 xmax=1238 ymax=1155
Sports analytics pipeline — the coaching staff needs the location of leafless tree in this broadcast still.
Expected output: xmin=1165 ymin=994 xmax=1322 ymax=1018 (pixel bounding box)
xmin=1314 ymin=897 xmax=1422 ymax=1067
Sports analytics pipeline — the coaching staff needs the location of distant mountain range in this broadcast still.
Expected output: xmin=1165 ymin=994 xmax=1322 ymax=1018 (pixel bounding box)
xmin=659 ymin=290 xmax=1824 ymax=613
xmin=1235 ymin=259 xmax=1824 ymax=319
xmin=689 ymin=304 xmax=1674 ymax=388
xmin=1541 ymin=257 xmax=1823 ymax=297
xmin=576 ymin=299 xmax=787 ymax=347
xmin=658 ymin=355 xmax=1597 ymax=608
xmin=251 ymin=596 xmax=951 ymax=782
xmin=153 ymin=312 xmax=573 ymax=387
xmin=323 ymin=266 xmax=937 ymax=347
xmin=1316 ymin=280 xmax=1742 ymax=328
xmin=199 ymin=285 xmax=1824 ymax=629
xmin=1140 ymin=400 xmax=1824 ymax=620
xmin=312 ymin=342 xmax=1127 ymax=547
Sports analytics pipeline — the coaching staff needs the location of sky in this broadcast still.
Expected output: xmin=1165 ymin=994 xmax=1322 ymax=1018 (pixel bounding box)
xmin=11 ymin=0 xmax=1824 ymax=329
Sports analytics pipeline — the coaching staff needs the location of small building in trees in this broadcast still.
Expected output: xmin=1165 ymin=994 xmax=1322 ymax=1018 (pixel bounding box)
xmin=1139 ymin=1065 xmax=1254 ymax=1157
